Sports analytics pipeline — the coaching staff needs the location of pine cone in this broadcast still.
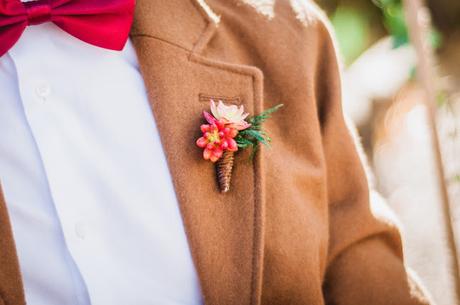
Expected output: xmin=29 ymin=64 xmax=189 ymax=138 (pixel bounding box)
xmin=216 ymin=150 xmax=235 ymax=193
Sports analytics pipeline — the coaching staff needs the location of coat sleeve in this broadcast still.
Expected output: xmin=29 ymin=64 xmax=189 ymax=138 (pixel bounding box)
xmin=314 ymin=19 xmax=434 ymax=305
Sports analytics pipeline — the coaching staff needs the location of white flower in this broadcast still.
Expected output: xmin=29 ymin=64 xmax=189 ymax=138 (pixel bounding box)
xmin=210 ymin=99 xmax=250 ymax=130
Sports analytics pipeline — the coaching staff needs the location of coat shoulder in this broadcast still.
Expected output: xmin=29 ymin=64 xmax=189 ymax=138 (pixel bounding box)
xmin=204 ymin=0 xmax=337 ymax=57
xmin=206 ymin=0 xmax=331 ymax=33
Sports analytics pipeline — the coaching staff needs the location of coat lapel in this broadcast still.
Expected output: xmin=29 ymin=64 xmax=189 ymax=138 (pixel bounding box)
xmin=0 ymin=186 xmax=25 ymax=305
xmin=131 ymin=1 xmax=265 ymax=304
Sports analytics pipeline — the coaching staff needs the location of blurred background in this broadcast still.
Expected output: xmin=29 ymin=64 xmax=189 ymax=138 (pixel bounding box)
xmin=312 ymin=0 xmax=460 ymax=304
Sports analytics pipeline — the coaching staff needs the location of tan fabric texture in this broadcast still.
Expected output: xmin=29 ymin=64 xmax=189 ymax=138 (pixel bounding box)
xmin=0 ymin=0 xmax=432 ymax=304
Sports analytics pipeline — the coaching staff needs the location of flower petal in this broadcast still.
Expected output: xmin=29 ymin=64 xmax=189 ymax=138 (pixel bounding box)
xmin=235 ymin=122 xmax=251 ymax=131
xmin=217 ymin=101 xmax=229 ymax=117
xmin=227 ymin=138 xmax=238 ymax=151
xmin=203 ymin=111 xmax=217 ymax=125
xmin=216 ymin=120 xmax=225 ymax=130
xmin=213 ymin=148 xmax=223 ymax=159
xmin=228 ymin=127 xmax=239 ymax=137
xmin=203 ymin=148 xmax=212 ymax=160
xmin=196 ymin=137 xmax=208 ymax=148
xmin=227 ymin=105 xmax=239 ymax=117
xmin=210 ymin=99 xmax=220 ymax=119
xmin=210 ymin=155 xmax=220 ymax=162
xmin=200 ymin=124 xmax=210 ymax=133
xmin=236 ymin=105 xmax=245 ymax=117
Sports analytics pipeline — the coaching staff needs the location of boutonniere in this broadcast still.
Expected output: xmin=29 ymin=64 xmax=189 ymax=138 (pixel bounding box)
xmin=196 ymin=99 xmax=283 ymax=193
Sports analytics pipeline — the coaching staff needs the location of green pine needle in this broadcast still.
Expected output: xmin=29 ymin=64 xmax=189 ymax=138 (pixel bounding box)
xmin=248 ymin=104 xmax=284 ymax=128
xmin=235 ymin=103 xmax=283 ymax=158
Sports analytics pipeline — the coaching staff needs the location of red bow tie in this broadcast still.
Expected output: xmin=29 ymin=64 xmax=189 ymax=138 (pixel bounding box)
xmin=0 ymin=0 xmax=135 ymax=57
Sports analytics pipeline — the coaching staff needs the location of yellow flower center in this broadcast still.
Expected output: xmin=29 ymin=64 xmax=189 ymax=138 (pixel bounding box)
xmin=207 ymin=129 xmax=220 ymax=144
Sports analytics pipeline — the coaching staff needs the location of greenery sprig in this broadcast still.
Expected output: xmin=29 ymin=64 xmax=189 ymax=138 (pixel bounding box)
xmin=235 ymin=104 xmax=284 ymax=157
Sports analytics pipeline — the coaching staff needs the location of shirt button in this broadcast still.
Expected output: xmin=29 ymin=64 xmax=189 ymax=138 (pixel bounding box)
xmin=75 ymin=222 xmax=87 ymax=240
xmin=35 ymin=82 xmax=51 ymax=99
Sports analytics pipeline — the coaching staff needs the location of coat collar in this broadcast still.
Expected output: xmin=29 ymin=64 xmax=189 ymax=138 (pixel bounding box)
xmin=130 ymin=1 xmax=265 ymax=304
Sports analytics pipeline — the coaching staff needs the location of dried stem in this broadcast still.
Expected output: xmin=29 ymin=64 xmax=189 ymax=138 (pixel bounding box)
xmin=216 ymin=150 xmax=235 ymax=193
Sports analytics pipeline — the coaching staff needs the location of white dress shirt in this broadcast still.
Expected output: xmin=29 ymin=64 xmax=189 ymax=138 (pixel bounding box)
xmin=0 ymin=23 xmax=203 ymax=305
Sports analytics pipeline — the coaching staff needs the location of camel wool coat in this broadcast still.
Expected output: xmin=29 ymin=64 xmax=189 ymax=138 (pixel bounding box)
xmin=0 ymin=0 xmax=433 ymax=305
